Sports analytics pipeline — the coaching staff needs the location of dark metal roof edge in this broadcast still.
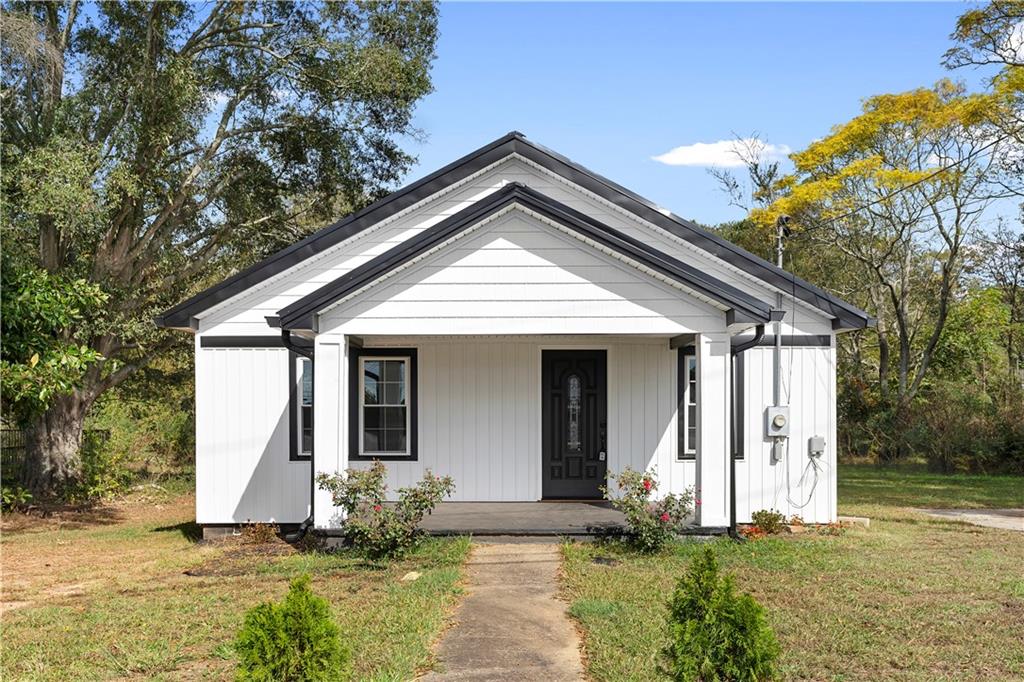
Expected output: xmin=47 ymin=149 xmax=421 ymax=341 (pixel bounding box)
xmin=158 ymin=130 xmax=870 ymax=330
xmin=277 ymin=183 xmax=774 ymax=330
xmin=156 ymin=132 xmax=526 ymax=328
xmin=508 ymin=137 xmax=871 ymax=328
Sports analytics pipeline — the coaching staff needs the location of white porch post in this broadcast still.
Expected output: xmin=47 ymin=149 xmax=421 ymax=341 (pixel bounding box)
xmin=696 ymin=331 xmax=731 ymax=527
xmin=312 ymin=336 xmax=347 ymax=528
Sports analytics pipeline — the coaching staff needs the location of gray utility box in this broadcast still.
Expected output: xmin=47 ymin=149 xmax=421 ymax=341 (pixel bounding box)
xmin=765 ymin=405 xmax=791 ymax=438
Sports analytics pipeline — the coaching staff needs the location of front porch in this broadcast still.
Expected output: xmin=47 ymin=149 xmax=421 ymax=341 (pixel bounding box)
xmin=420 ymin=501 xmax=626 ymax=536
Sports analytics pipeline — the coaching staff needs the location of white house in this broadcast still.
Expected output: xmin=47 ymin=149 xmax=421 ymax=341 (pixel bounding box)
xmin=156 ymin=132 xmax=872 ymax=536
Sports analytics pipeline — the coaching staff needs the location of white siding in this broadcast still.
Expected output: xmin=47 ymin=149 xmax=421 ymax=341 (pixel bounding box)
xmin=734 ymin=344 xmax=837 ymax=524
xmin=195 ymin=157 xmax=835 ymax=337
xmin=318 ymin=211 xmax=726 ymax=337
xmin=195 ymin=343 xmax=310 ymax=524
xmin=322 ymin=336 xmax=696 ymax=504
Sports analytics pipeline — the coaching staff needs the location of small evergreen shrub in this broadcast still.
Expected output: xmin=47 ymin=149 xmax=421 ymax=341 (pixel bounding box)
xmin=235 ymin=574 xmax=349 ymax=681
xmin=750 ymin=510 xmax=786 ymax=535
xmin=604 ymin=467 xmax=693 ymax=552
xmin=664 ymin=547 xmax=780 ymax=682
xmin=317 ymin=460 xmax=455 ymax=559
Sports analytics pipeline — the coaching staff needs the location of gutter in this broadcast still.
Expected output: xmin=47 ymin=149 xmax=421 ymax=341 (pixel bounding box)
xmin=728 ymin=324 xmax=766 ymax=540
xmin=281 ymin=329 xmax=315 ymax=543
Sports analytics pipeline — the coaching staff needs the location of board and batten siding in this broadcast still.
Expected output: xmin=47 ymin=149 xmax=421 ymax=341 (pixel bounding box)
xmin=311 ymin=337 xmax=695 ymax=513
xmin=194 ymin=339 xmax=310 ymax=524
xmin=734 ymin=344 xmax=838 ymax=524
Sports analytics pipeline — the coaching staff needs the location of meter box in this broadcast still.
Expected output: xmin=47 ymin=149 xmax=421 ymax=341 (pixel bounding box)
xmin=765 ymin=406 xmax=790 ymax=438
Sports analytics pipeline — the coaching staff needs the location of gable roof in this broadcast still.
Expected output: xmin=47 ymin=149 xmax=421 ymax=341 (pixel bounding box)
xmin=271 ymin=183 xmax=780 ymax=332
xmin=156 ymin=131 xmax=872 ymax=331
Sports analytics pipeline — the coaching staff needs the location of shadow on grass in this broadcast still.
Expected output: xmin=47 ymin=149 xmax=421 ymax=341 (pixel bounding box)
xmin=152 ymin=521 xmax=203 ymax=542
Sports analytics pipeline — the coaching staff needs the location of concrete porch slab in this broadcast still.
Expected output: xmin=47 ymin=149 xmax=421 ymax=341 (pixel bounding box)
xmin=420 ymin=501 xmax=626 ymax=536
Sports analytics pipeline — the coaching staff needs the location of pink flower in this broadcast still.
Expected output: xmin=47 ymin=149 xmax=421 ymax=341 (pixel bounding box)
xmin=695 ymin=499 xmax=702 ymax=506
xmin=642 ymin=479 xmax=652 ymax=491
xmin=373 ymin=504 xmax=382 ymax=512
xmin=660 ymin=513 xmax=670 ymax=522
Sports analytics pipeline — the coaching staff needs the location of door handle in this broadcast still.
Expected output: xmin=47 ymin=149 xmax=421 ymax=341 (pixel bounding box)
xmin=599 ymin=451 xmax=606 ymax=461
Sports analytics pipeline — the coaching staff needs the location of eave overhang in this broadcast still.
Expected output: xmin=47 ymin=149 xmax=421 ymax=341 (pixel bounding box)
xmin=155 ymin=131 xmax=872 ymax=331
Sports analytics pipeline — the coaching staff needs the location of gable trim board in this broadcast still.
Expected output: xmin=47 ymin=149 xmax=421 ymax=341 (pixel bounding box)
xmin=155 ymin=132 xmax=872 ymax=331
xmin=271 ymin=183 xmax=778 ymax=332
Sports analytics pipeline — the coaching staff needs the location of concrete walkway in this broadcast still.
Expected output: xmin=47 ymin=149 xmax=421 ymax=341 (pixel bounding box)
xmin=421 ymin=543 xmax=584 ymax=681
xmin=917 ymin=508 xmax=1024 ymax=532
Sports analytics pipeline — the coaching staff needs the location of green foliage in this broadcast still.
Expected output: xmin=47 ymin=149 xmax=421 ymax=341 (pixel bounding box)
xmin=317 ymin=461 xmax=455 ymax=559
xmin=1 ymin=484 xmax=32 ymax=511
xmin=61 ymin=430 xmax=136 ymax=503
xmin=0 ymin=265 xmax=107 ymax=422
xmin=1 ymin=1 xmax=440 ymax=486
xmin=235 ymin=574 xmax=350 ymax=681
xmin=664 ymin=547 xmax=780 ymax=682
xmin=749 ymin=510 xmax=786 ymax=535
xmin=604 ymin=467 xmax=694 ymax=553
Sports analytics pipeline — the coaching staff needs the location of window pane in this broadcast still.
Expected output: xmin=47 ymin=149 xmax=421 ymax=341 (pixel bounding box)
xmin=384 ymin=406 xmax=406 ymax=430
xmin=363 ymin=429 xmax=381 ymax=451
xmin=301 ymin=359 xmax=312 ymax=405
xmin=384 ymin=430 xmax=407 ymax=453
xmin=688 ymin=357 xmax=697 ymax=382
xmin=688 ymin=404 xmax=697 ymax=425
xmin=383 ymin=382 xmax=404 ymax=405
xmin=383 ymin=360 xmax=404 ymax=382
xmin=364 ymin=406 xmax=382 ymax=429
xmin=687 ymin=427 xmax=697 ymax=451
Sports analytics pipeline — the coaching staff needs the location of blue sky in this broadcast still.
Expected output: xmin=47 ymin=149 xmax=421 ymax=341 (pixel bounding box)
xmin=404 ymin=2 xmax=998 ymax=226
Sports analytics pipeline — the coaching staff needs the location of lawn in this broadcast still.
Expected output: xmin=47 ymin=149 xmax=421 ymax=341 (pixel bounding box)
xmin=0 ymin=485 xmax=470 ymax=681
xmin=562 ymin=465 xmax=1024 ymax=681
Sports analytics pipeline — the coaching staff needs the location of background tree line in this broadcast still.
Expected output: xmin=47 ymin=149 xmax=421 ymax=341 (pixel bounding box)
xmin=1 ymin=2 xmax=1020 ymax=504
xmin=711 ymin=1 xmax=1023 ymax=473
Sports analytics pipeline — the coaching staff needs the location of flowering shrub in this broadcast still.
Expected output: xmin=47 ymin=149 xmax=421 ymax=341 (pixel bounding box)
xmin=604 ymin=467 xmax=693 ymax=552
xmin=664 ymin=547 xmax=780 ymax=681
xmin=750 ymin=509 xmax=787 ymax=535
xmin=317 ymin=460 xmax=455 ymax=559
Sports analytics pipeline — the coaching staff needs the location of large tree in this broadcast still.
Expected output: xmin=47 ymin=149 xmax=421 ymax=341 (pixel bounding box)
xmin=0 ymin=1 xmax=439 ymax=495
xmin=755 ymin=81 xmax=1021 ymax=425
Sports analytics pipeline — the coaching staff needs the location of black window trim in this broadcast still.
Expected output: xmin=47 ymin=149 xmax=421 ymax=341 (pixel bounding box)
xmin=677 ymin=346 xmax=697 ymax=461
xmin=349 ymin=347 xmax=418 ymax=462
xmin=289 ymin=352 xmax=313 ymax=462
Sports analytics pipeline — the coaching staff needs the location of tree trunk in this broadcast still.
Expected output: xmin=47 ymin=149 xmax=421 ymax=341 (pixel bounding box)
xmin=20 ymin=392 xmax=90 ymax=496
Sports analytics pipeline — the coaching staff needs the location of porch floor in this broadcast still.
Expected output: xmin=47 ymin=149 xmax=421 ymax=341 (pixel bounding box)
xmin=421 ymin=501 xmax=626 ymax=536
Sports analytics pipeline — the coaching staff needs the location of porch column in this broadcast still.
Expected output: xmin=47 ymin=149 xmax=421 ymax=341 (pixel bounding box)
xmin=696 ymin=331 xmax=731 ymax=527
xmin=312 ymin=335 xmax=348 ymax=528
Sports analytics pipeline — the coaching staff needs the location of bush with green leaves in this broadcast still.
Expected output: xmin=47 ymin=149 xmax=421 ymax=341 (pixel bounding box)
xmin=664 ymin=547 xmax=780 ymax=682
xmin=604 ymin=467 xmax=693 ymax=552
xmin=235 ymin=574 xmax=349 ymax=681
xmin=1 ymin=485 xmax=33 ymax=511
xmin=317 ymin=460 xmax=455 ymax=559
xmin=750 ymin=509 xmax=786 ymax=535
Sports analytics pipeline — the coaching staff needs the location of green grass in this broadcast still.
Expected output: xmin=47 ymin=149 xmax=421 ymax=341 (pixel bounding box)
xmin=562 ymin=465 xmax=1024 ymax=681
xmin=1 ymin=493 xmax=470 ymax=681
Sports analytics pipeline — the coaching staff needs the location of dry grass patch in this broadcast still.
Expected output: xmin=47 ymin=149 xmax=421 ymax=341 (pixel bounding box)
xmin=1 ymin=487 xmax=470 ymax=681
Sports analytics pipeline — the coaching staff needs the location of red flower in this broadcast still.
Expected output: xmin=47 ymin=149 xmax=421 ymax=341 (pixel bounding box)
xmin=660 ymin=513 xmax=670 ymax=522
xmin=642 ymin=479 xmax=652 ymax=491
xmin=373 ymin=504 xmax=382 ymax=512
xmin=695 ymin=499 xmax=702 ymax=505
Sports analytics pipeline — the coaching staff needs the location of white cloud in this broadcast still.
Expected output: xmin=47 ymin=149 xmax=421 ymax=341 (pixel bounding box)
xmin=652 ymin=138 xmax=792 ymax=168
xmin=1001 ymin=21 xmax=1024 ymax=64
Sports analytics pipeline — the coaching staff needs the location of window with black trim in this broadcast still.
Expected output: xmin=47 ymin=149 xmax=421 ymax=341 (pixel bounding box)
xmin=289 ymin=353 xmax=313 ymax=461
xmin=349 ymin=348 xmax=418 ymax=460
xmin=677 ymin=347 xmax=698 ymax=460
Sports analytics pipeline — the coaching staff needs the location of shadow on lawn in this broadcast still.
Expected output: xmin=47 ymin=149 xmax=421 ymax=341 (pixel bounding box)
xmin=153 ymin=521 xmax=203 ymax=542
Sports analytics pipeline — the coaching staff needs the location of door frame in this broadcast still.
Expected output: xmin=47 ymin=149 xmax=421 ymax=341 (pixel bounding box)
xmin=538 ymin=346 xmax=610 ymax=500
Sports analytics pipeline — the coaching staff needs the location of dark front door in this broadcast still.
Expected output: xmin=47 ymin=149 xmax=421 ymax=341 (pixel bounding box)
xmin=542 ymin=350 xmax=607 ymax=499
